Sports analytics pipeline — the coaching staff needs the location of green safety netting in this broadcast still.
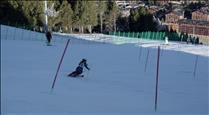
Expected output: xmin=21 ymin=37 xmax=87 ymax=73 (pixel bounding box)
xmin=108 ymin=31 xmax=183 ymax=41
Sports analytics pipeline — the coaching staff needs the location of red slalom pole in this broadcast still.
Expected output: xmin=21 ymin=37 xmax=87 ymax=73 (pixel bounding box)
xmin=144 ymin=48 xmax=150 ymax=72
xmin=138 ymin=46 xmax=142 ymax=63
xmin=51 ymin=39 xmax=70 ymax=90
xmin=193 ymin=55 xmax=198 ymax=78
xmin=155 ymin=46 xmax=161 ymax=112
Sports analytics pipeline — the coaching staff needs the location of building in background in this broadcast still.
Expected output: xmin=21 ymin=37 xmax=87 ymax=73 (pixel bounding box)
xmin=179 ymin=19 xmax=209 ymax=44
xmin=164 ymin=10 xmax=184 ymax=32
xmin=192 ymin=6 xmax=209 ymax=21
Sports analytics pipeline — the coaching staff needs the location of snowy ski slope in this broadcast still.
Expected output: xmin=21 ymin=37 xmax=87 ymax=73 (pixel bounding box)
xmin=1 ymin=25 xmax=209 ymax=115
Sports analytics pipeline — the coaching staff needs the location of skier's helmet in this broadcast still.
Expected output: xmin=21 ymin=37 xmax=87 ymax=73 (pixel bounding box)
xmin=82 ymin=58 xmax=87 ymax=62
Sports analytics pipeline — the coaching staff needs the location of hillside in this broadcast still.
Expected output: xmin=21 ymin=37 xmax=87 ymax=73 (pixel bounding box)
xmin=1 ymin=25 xmax=209 ymax=115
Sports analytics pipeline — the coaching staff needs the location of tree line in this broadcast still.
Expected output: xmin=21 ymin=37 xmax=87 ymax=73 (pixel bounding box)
xmin=0 ymin=0 xmax=157 ymax=33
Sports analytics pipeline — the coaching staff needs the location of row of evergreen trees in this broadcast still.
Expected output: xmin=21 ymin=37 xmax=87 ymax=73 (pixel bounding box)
xmin=0 ymin=0 xmax=157 ymax=33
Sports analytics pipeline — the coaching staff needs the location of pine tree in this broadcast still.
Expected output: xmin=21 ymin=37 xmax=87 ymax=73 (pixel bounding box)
xmin=82 ymin=1 xmax=98 ymax=33
xmin=103 ymin=0 xmax=119 ymax=33
xmin=72 ymin=0 xmax=83 ymax=33
xmin=6 ymin=1 xmax=44 ymax=28
xmin=129 ymin=7 xmax=146 ymax=32
xmin=58 ymin=0 xmax=73 ymax=33
xmin=47 ymin=1 xmax=73 ymax=33
xmin=72 ymin=1 xmax=98 ymax=33
xmin=97 ymin=1 xmax=107 ymax=33
xmin=129 ymin=6 xmax=157 ymax=32
xmin=47 ymin=1 xmax=59 ymax=31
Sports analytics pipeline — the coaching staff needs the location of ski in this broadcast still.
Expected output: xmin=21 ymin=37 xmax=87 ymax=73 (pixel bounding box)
xmin=67 ymin=75 xmax=84 ymax=78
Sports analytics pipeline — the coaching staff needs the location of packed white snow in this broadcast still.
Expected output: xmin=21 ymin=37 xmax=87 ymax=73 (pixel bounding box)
xmin=1 ymin=25 xmax=209 ymax=115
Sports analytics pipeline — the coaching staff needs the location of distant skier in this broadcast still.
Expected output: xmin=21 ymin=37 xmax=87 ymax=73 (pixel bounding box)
xmin=68 ymin=58 xmax=90 ymax=77
xmin=45 ymin=31 xmax=52 ymax=46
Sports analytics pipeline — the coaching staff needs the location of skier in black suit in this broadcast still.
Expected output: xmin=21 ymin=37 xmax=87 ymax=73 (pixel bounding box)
xmin=68 ymin=59 xmax=90 ymax=77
